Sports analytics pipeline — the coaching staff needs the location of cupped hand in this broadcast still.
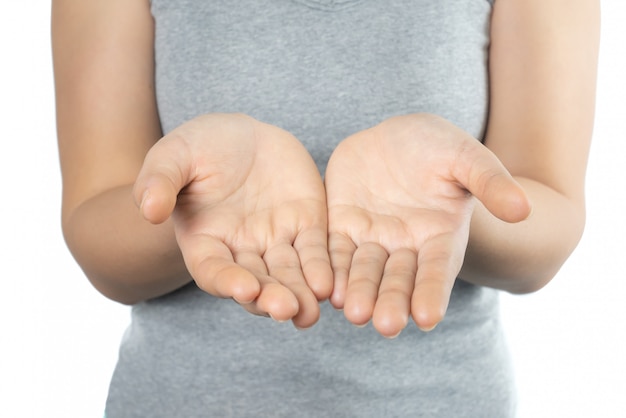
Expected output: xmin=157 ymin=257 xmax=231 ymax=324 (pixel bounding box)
xmin=325 ymin=114 xmax=531 ymax=337
xmin=133 ymin=113 xmax=332 ymax=328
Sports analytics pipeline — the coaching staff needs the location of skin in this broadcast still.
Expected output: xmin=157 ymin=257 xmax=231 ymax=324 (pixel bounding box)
xmin=325 ymin=114 xmax=532 ymax=335
xmin=134 ymin=114 xmax=333 ymax=328
xmin=52 ymin=0 xmax=599 ymax=336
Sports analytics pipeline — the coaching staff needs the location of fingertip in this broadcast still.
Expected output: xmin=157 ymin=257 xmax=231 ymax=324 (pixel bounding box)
xmin=329 ymin=285 xmax=345 ymax=310
xmin=304 ymin=264 xmax=334 ymax=302
xmin=500 ymin=184 xmax=533 ymax=223
xmin=196 ymin=263 xmax=261 ymax=304
xmin=410 ymin=279 xmax=450 ymax=332
xmin=475 ymin=172 xmax=532 ymax=224
xmin=137 ymin=189 xmax=155 ymax=222
xmin=292 ymin=301 xmax=321 ymax=330
xmin=140 ymin=188 xmax=177 ymax=224
xmin=328 ymin=247 xmax=352 ymax=309
xmin=291 ymin=282 xmax=323 ymax=329
xmin=418 ymin=323 xmax=438 ymax=333
xmin=515 ymin=188 xmax=533 ymax=221
xmin=230 ymin=277 xmax=262 ymax=305
xmin=373 ymin=311 xmax=408 ymax=339
xmin=132 ymin=180 xmax=147 ymax=209
xmin=135 ymin=173 xmax=180 ymax=224
xmin=410 ymin=299 xmax=445 ymax=333
xmin=328 ymin=265 xmax=349 ymax=308
xmin=411 ymin=307 xmax=441 ymax=332
xmin=524 ymin=199 xmax=534 ymax=220
xmin=343 ymin=297 xmax=373 ymax=327
xmin=256 ymin=283 xmax=299 ymax=322
xmin=312 ymin=280 xmax=333 ymax=302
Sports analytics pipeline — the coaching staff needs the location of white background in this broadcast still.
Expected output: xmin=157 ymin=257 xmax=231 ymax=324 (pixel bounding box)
xmin=1 ymin=1 xmax=624 ymax=417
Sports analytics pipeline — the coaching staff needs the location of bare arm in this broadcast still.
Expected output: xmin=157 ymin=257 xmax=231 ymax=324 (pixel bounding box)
xmin=52 ymin=0 xmax=333 ymax=323
xmin=52 ymin=0 xmax=191 ymax=304
xmin=325 ymin=0 xmax=600 ymax=336
xmin=460 ymin=0 xmax=600 ymax=293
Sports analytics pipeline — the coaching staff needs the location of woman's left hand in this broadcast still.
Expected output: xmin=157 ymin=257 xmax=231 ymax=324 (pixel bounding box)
xmin=325 ymin=114 xmax=531 ymax=337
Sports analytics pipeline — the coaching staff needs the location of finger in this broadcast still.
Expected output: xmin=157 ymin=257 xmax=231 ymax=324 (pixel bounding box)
xmin=179 ymin=234 xmax=261 ymax=304
xmin=232 ymin=250 xmax=268 ymax=317
xmin=328 ymin=232 xmax=357 ymax=309
xmin=410 ymin=233 xmax=464 ymax=332
xmin=453 ymin=141 xmax=532 ymax=223
xmin=133 ymin=135 xmax=193 ymax=224
xmin=294 ymin=227 xmax=334 ymax=301
xmin=372 ymin=249 xmax=417 ymax=338
xmin=264 ymin=243 xmax=319 ymax=329
xmin=234 ymin=250 xmax=299 ymax=321
xmin=343 ymin=242 xmax=388 ymax=326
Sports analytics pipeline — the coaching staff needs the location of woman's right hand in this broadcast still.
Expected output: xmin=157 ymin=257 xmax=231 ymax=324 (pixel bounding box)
xmin=133 ymin=113 xmax=332 ymax=328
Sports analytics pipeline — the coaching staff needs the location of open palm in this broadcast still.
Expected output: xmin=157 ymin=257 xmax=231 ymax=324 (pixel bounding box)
xmin=134 ymin=113 xmax=332 ymax=328
xmin=325 ymin=114 xmax=531 ymax=337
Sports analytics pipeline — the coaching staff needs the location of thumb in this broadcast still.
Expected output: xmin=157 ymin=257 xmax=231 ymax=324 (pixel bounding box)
xmin=454 ymin=142 xmax=532 ymax=223
xmin=133 ymin=136 xmax=192 ymax=224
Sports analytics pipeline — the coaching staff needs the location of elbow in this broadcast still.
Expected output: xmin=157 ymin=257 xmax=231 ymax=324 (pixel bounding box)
xmin=65 ymin=245 xmax=146 ymax=306
xmin=508 ymin=209 xmax=586 ymax=295
xmin=62 ymin=215 xmax=145 ymax=306
xmin=506 ymin=269 xmax=558 ymax=295
xmin=88 ymin=278 xmax=146 ymax=306
xmin=78 ymin=266 xmax=145 ymax=305
xmin=76 ymin=260 xmax=146 ymax=305
xmin=67 ymin=240 xmax=148 ymax=305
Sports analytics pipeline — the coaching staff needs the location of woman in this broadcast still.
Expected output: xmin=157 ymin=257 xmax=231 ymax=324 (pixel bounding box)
xmin=52 ymin=0 xmax=599 ymax=416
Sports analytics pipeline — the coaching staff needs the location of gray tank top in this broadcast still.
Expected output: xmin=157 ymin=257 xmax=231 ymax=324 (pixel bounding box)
xmin=106 ymin=1 xmax=517 ymax=417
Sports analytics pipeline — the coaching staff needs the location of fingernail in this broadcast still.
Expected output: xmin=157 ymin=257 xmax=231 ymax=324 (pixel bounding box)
xmin=419 ymin=324 xmax=438 ymax=332
xmin=385 ymin=330 xmax=402 ymax=339
xmin=268 ymin=313 xmax=287 ymax=323
xmin=139 ymin=190 xmax=150 ymax=210
xmin=526 ymin=203 xmax=534 ymax=220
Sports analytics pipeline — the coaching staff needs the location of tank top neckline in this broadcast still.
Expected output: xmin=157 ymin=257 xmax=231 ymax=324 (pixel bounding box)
xmin=291 ymin=0 xmax=364 ymax=11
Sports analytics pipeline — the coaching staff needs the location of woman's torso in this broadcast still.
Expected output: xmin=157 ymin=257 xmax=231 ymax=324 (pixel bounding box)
xmin=106 ymin=1 xmax=516 ymax=417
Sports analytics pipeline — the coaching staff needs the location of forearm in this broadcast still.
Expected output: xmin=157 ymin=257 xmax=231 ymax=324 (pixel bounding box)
xmin=63 ymin=184 xmax=192 ymax=304
xmin=460 ymin=176 xmax=585 ymax=294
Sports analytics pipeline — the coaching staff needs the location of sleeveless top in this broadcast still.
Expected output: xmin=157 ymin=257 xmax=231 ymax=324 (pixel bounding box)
xmin=106 ymin=1 xmax=517 ymax=417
